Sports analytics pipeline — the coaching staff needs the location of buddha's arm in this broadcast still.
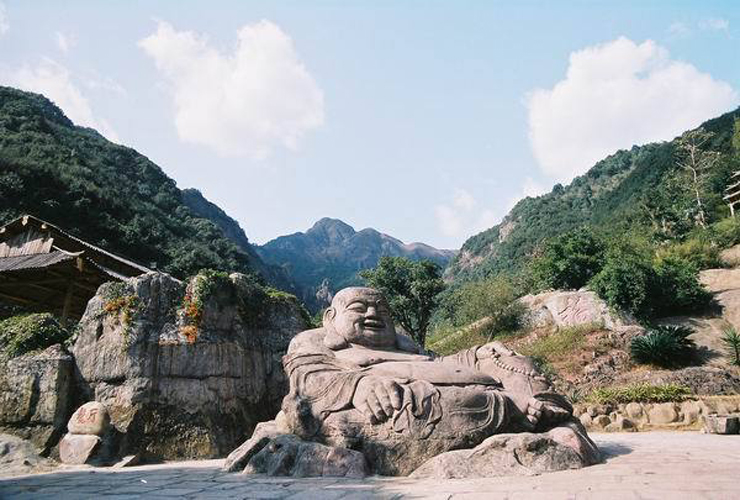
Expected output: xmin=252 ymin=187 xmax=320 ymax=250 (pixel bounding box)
xmin=283 ymin=352 xmax=365 ymax=415
xmin=434 ymin=345 xmax=483 ymax=370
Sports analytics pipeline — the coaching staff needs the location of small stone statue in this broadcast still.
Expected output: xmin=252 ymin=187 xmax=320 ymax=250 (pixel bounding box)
xmin=226 ymin=287 xmax=599 ymax=477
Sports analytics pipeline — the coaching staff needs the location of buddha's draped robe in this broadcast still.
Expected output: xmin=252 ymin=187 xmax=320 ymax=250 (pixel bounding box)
xmin=281 ymin=328 xmax=515 ymax=443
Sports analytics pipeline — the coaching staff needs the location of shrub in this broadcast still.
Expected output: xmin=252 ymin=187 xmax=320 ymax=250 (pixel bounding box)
xmin=721 ymin=326 xmax=740 ymax=366
xmin=586 ymin=383 xmax=691 ymax=405
xmin=451 ymin=276 xmax=527 ymax=339
xmin=654 ymin=238 xmax=721 ymax=270
xmin=590 ymin=245 xmax=653 ymax=317
xmin=650 ymin=256 xmax=712 ymax=316
xmin=630 ymin=325 xmax=696 ymax=367
xmin=590 ymin=242 xmax=711 ymax=319
xmin=0 ymin=313 xmax=70 ymax=358
xmin=710 ymin=216 xmax=740 ymax=248
xmin=532 ymin=227 xmax=606 ymax=290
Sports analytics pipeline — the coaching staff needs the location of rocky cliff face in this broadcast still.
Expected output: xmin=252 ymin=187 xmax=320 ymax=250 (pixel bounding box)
xmin=258 ymin=218 xmax=456 ymax=311
xmin=71 ymin=272 xmax=309 ymax=460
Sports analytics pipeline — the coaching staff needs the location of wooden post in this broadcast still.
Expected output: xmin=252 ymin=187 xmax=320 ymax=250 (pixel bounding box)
xmin=61 ymin=281 xmax=74 ymax=323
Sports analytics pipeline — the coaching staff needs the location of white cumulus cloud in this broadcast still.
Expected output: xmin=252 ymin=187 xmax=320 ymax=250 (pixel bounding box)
xmin=6 ymin=58 xmax=120 ymax=142
xmin=435 ymin=188 xmax=498 ymax=238
xmin=527 ymin=37 xmax=739 ymax=183
xmin=139 ymin=20 xmax=324 ymax=160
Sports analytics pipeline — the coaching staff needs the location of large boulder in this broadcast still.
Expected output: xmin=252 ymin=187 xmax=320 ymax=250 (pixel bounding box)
xmin=72 ymin=271 xmax=310 ymax=460
xmin=0 ymin=345 xmax=74 ymax=454
xmin=410 ymin=421 xmax=600 ymax=479
xmin=520 ymin=290 xmax=630 ymax=330
xmin=0 ymin=433 xmax=56 ymax=477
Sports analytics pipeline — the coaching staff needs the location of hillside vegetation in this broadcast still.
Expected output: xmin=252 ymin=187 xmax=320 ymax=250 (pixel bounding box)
xmin=0 ymin=87 xmax=267 ymax=280
xmin=446 ymin=109 xmax=740 ymax=285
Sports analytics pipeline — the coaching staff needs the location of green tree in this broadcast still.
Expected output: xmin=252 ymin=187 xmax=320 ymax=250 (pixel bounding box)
xmin=676 ymin=128 xmax=722 ymax=228
xmin=451 ymin=276 xmax=526 ymax=339
xmin=360 ymin=256 xmax=446 ymax=346
xmin=532 ymin=227 xmax=606 ymax=290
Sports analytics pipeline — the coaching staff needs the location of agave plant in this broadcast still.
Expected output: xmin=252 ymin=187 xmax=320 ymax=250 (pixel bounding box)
xmin=721 ymin=326 xmax=740 ymax=366
xmin=630 ymin=325 xmax=696 ymax=368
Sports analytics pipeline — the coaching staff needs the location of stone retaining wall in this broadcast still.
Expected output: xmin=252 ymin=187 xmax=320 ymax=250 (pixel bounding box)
xmin=574 ymin=395 xmax=740 ymax=432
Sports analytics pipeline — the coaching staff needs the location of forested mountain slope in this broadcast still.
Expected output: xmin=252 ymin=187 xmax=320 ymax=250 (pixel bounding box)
xmin=447 ymin=108 xmax=740 ymax=284
xmin=0 ymin=87 xmax=268 ymax=280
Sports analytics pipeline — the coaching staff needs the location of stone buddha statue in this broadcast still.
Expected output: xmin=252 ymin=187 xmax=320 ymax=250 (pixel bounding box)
xmin=280 ymin=287 xmax=577 ymax=475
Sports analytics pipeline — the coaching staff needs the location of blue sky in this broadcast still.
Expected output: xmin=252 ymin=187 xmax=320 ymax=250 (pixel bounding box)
xmin=1 ymin=1 xmax=739 ymax=249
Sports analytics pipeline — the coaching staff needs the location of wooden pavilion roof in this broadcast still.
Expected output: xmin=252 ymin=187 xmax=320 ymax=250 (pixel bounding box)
xmin=0 ymin=215 xmax=152 ymax=321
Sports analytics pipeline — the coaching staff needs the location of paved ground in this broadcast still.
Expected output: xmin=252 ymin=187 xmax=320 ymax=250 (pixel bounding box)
xmin=1 ymin=432 xmax=738 ymax=499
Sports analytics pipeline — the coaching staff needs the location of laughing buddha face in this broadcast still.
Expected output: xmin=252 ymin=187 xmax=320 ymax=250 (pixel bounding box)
xmin=324 ymin=287 xmax=397 ymax=348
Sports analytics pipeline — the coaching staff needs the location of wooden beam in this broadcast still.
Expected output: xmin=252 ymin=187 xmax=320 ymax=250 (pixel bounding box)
xmin=0 ymin=291 xmax=35 ymax=305
xmin=61 ymin=281 xmax=74 ymax=323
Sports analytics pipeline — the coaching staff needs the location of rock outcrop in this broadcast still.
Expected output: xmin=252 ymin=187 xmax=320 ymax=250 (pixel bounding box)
xmin=72 ymin=271 xmax=310 ymax=460
xmin=410 ymin=422 xmax=600 ymax=479
xmin=0 ymin=433 xmax=56 ymax=477
xmin=0 ymin=345 xmax=74 ymax=455
xmin=520 ymin=290 xmax=631 ymax=330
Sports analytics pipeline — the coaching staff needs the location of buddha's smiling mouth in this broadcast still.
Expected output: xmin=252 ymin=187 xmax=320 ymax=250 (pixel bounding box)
xmin=362 ymin=319 xmax=385 ymax=330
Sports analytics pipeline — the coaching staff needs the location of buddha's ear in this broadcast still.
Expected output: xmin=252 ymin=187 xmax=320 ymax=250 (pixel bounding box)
xmin=322 ymin=307 xmax=348 ymax=350
xmin=322 ymin=307 xmax=336 ymax=327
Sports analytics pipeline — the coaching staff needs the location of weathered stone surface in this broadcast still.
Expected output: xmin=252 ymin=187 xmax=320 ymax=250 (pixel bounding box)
xmin=519 ymin=290 xmax=631 ymax=330
xmin=68 ymin=401 xmax=110 ymax=436
xmin=244 ymin=435 xmax=367 ymax=478
xmin=410 ymin=422 xmax=600 ymax=479
xmin=0 ymin=345 xmax=73 ymax=454
xmin=266 ymin=286 xmax=592 ymax=476
xmin=592 ymin=415 xmax=611 ymax=428
xmin=625 ymin=402 xmax=643 ymax=420
xmin=703 ymin=415 xmax=739 ymax=434
xmin=223 ymin=420 xmax=284 ymax=473
xmin=0 ymin=433 xmax=55 ymax=477
xmin=648 ymin=403 xmax=678 ymax=424
xmin=72 ymin=272 xmax=310 ymax=460
xmin=578 ymin=413 xmax=592 ymax=427
xmin=59 ymin=433 xmax=101 ymax=464
xmin=680 ymin=400 xmax=702 ymax=425
xmin=605 ymin=416 xmax=634 ymax=432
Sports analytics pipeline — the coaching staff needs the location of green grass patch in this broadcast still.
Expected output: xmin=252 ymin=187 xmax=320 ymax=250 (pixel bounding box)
xmin=519 ymin=324 xmax=596 ymax=362
xmin=585 ymin=383 xmax=692 ymax=405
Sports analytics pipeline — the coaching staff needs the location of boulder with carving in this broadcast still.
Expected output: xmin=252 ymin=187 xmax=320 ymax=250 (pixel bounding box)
xmin=72 ymin=271 xmax=310 ymax=460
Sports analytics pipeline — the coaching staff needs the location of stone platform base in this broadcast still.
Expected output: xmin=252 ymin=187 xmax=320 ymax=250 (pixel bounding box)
xmin=224 ymin=419 xmax=600 ymax=479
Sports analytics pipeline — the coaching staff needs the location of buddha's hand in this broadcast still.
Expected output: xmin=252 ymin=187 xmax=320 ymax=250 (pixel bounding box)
xmin=524 ymin=397 xmax=545 ymax=428
xmin=352 ymin=376 xmax=404 ymax=423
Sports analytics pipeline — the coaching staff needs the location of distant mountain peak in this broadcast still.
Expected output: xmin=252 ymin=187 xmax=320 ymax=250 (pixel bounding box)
xmin=258 ymin=217 xmax=456 ymax=312
xmin=307 ymin=217 xmax=356 ymax=245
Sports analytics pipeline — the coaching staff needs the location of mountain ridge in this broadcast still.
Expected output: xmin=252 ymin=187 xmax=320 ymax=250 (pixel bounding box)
xmin=0 ymin=86 xmax=273 ymax=281
xmin=257 ymin=217 xmax=456 ymax=311
xmin=446 ymin=107 xmax=740 ymax=284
